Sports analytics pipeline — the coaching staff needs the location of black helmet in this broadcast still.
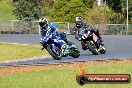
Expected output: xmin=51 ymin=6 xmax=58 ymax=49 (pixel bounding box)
xmin=39 ymin=18 xmax=48 ymax=28
xmin=60 ymin=32 xmax=66 ymax=38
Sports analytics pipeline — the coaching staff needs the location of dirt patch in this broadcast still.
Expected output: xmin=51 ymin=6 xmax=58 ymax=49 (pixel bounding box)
xmin=0 ymin=59 xmax=132 ymax=75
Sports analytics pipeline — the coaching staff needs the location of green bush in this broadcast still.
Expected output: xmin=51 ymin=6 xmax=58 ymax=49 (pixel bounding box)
xmin=0 ymin=0 xmax=16 ymax=20
xmin=50 ymin=0 xmax=95 ymax=22
xmin=87 ymin=6 xmax=125 ymax=24
xmin=13 ymin=0 xmax=43 ymax=20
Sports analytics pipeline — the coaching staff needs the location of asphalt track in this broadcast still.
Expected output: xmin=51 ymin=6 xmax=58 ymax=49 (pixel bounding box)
xmin=0 ymin=34 xmax=132 ymax=66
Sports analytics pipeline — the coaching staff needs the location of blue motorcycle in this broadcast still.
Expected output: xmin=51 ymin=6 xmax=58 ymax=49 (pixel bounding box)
xmin=41 ymin=33 xmax=80 ymax=60
xmin=41 ymin=27 xmax=80 ymax=60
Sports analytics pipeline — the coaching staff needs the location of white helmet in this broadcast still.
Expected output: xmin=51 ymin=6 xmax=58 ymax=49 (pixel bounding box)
xmin=75 ymin=16 xmax=82 ymax=22
xmin=39 ymin=18 xmax=48 ymax=24
xmin=39 ymin=18 xmax=48 ymax=28
xmin=75 ymin=16 xmax=82 ymax=28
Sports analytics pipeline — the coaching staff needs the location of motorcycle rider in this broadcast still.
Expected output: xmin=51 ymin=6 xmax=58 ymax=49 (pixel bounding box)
xmin=39 ymin=17 xmax=71 ymax=55
xmin=73 ymin=16 xmax=103 ymax=50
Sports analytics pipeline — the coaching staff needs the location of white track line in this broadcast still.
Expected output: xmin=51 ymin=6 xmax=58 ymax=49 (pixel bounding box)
xmin=0 ymin=42 xmax=51 ymax=63
xmin=0 ymin=42 xmax=39 ymax=46
xmin=0 ymin=56 xmax=51 ymax=64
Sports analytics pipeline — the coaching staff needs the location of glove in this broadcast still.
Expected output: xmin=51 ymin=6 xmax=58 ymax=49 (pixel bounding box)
xmin=40 ymin=41 xmax=44 ymax=45
xmin=78 ymin=37 xmax=82 ymax=41
xmin=73 ymin=31 xmax=76 ymax=34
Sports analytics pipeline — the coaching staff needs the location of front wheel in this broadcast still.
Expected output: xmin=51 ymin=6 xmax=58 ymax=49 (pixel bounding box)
xmin=87 ymin=41 xmax=99 ymax=55
xmin=97 ymin=40 xmax=106 ymax=54
xmin=46 ymin=45 xmax=62 ymax=60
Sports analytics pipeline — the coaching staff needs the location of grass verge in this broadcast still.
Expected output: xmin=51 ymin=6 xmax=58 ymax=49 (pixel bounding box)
xmin=0 ymin=60 xmax=131 ymax=88
xmin=0 ymin=0 xmax=16 ymax=20
xmin=0 ymin=43 xmax=49 ymax=61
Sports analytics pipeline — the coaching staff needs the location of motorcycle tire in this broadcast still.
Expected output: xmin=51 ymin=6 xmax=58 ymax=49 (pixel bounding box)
xmin=46 ymin=45 xmax=62 ymax=60
xmin=99 ymin=47 xmax=106 ymax=54
xmin=71 ymin=50 xmax=80 ymax=58
xmin=87 ymin=41 xmax=99 ymax=55
xmin=97 ymin=40 xmax=106 ymax=54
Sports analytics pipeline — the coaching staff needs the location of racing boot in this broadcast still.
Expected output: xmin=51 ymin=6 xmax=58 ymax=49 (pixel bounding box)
xmin=61 ymin=44 xmax=69 ymax=56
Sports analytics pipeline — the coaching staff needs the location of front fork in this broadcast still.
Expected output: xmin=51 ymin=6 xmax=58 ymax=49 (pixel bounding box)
xmin=81 ymin=33 xmax=98 ymax=49
xmin=92 ymin=33 xmax=100 ymax=49
xmin=41 ymin=43 xmax=48 ymax=50
xmin=92 ymin=34 xmax=105 ymax=52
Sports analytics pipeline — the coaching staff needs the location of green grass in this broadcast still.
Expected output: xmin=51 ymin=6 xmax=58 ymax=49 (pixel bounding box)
xmin=0 ymin=0 xmax=16 ymax=20
xmin=0 ymin=43 xmax=49 ymax=61
xmin=0 ymin=62 xmax=131 ymax=88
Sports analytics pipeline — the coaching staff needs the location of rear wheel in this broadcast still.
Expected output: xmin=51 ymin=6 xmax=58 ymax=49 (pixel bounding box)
xmin=70 ymin=48 xmax=80 ymax=58
xmin=71 ymin=50 xmax=80 ymax=58
xmin=46 ymin=45 xmax=62 ymax=60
